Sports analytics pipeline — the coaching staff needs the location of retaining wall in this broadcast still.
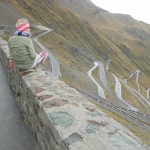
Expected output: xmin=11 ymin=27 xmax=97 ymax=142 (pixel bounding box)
xmin=0 ymin=37 xmax=147 ymax=150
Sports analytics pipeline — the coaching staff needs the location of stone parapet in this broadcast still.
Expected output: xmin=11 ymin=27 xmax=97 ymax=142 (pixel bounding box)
xmin=0 ymin=37 xmax=148 ymax=150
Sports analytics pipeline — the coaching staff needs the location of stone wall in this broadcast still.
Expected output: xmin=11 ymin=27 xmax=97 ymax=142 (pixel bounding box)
xmin=0 ymin=37 xmax=147 ymax=150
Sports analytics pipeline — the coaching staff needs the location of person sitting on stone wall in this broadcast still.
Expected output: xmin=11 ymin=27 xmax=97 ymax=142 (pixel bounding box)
xmin=8 ymin=18 xmax=48 ymax=70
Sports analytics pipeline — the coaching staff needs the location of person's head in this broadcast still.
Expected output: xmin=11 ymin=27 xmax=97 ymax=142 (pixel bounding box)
xmin=16 ymin=18 xmax=31 ymax=34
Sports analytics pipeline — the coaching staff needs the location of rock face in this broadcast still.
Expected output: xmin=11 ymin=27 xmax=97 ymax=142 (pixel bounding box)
xmin=0 ymin=37 xmax=148 ymax=150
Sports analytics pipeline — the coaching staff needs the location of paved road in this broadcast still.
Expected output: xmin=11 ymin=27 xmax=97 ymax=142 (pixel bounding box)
xmin=34 ymin=27 xmax=61 ymax=79
xmin=88 ymin=61 xmax=105 ymax=99
xmin=0 ymin=61 xmax=35 ymax=150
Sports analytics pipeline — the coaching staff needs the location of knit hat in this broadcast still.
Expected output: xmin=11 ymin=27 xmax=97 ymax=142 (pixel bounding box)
xmin=16 ymin=19 xmax=30 ymax=32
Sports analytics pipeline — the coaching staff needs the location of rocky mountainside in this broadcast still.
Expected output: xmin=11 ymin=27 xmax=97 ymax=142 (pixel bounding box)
xmin=1 ymin=0 xmax=150 ymax=144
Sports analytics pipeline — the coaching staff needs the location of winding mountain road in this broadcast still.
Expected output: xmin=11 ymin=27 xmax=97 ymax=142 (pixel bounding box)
xmin=106 ymin=59 xmax=111 ymax=71
xmin=33 ymin=26 xmax=61 ymax=79
xmin=113 ymin=74 xmax=139 ymax=112
xmin=124 ymin=70 xmax=141 ymax=92
xmin=133 ymin=89 xmax=150 ymax=108
xmin=97 ymin=61 xmax=109 ymax=91
xmin=88 ymin=61 xmax=105 ymax=99
xmin=95 ymin=60 xmax=139 ymax=111
xmin=120 ymin=79 xmax=150 ymax=114
xmin=136 ymin=70 xmax=141 ymax=92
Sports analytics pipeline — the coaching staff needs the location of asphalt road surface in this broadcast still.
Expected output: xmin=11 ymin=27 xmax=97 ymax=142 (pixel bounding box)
xmin=0 ymin=60 xmax=35 ymax=150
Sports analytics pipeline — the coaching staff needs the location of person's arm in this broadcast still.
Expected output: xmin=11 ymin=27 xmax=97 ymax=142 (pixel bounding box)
xmin=27 ymin=38 xmax=37 ymax=59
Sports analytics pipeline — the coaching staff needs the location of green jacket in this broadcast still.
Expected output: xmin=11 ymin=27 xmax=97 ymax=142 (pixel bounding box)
xmin=8 ymin=35 xmax=37 ymax=70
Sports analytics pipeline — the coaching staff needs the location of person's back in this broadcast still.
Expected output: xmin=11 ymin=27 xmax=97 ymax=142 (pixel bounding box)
xmin=8 ymin=34 xmax=36 ymax=70
xmin=8 ymin=18 xmax=48 ymax=71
